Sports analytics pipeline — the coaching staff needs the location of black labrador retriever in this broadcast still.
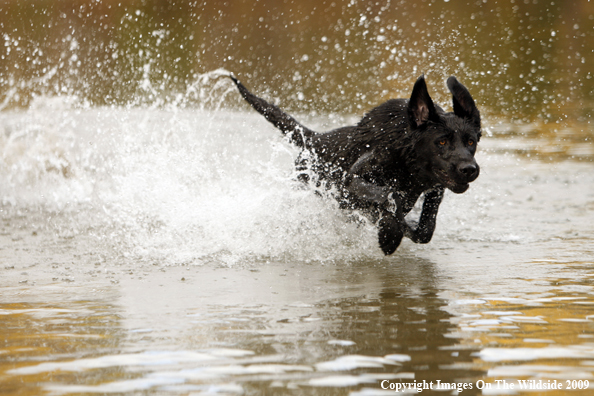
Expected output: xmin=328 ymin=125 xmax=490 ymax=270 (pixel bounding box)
xmin=229 ymin=75 xmax=481 ymax=255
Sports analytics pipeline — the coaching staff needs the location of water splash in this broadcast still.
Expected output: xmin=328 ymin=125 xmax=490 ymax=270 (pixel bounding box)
xmin=0 ymin=73 xmax=381 ymax=266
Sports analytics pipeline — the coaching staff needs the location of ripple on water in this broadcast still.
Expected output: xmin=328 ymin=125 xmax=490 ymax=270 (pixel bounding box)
xmin=6 ymin=349 xmax=419 ymax=394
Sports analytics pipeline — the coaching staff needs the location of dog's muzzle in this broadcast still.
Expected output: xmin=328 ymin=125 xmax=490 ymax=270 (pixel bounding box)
xmin=457 ymin=162 xmax=480 ymax=183
xmin=438 ymin=162 xmax=480 ymax=194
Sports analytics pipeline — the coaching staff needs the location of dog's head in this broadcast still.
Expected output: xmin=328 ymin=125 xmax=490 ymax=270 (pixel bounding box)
xmin=407 ymin=75 xmax=481 ymax=194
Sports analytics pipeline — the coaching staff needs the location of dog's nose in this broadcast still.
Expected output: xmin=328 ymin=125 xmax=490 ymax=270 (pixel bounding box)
xmin=458 ymin=163 xmax=479 ymax=181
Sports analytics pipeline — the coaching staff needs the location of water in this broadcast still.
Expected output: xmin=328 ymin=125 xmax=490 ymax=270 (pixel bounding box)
xmin=1 ymin=0 xmax=594 ymax=395
xmin=1 ymin=89 xmax=593 ymax=394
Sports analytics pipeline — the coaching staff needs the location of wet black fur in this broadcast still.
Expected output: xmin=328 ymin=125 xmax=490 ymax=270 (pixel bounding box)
xmin=230 ymin=75 xmax=481 ymax=255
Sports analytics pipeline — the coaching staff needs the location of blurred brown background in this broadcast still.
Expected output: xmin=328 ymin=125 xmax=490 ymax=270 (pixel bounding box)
xmin=1 ymin=0 xmax=593 ymax=126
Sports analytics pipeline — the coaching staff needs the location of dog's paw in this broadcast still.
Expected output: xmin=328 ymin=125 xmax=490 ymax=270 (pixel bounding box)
xmin=378 ymin=216 xmax=404 ymax=255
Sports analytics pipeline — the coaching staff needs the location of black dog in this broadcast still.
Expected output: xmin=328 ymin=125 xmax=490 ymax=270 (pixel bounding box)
xmin=229 ymin=75 xmax=481 ymax=255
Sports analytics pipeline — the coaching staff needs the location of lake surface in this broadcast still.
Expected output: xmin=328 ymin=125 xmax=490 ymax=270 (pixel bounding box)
xmin=1 ymin=0 xmax=594 ymax=395
xmin=1 ymin=101 xmax=593 ymax=395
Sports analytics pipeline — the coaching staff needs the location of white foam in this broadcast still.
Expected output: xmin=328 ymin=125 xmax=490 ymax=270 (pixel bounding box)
xmin=327 ymin=340 xmax=356 ymax=346
xmin=308 ymin=373 xmax=404 ymax=387
xmin=384 ymin=354 xmax=412 ymax=362
xmin=308 ymin=374 xmax=376 ymax=387
xmin=479 ymin=346 xmax=594 ymax=362
xmin=315 ymin=355 xmax=400 ymax=371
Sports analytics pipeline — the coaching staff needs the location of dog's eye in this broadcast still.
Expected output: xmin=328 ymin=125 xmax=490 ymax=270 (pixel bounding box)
xmin=438 ymin=139 xmax=447 ymax=146
xmin=468 ymin=139 xmax=475 ymax=146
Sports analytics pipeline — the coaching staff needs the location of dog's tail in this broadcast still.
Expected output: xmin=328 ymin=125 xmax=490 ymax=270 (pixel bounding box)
xmin=229 ymin=76 xmax=316 ymax=149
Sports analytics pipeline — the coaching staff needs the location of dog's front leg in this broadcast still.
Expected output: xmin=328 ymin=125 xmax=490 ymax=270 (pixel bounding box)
xmin=343 ymin=151 xmax=406 ymax=255
xmin=378 ymin=212 xmax=404 ymax=255
xmin=345 ymin=172 xmax=405 ymax=255
xmin=403 ymin=187 xmax=444 ymax=244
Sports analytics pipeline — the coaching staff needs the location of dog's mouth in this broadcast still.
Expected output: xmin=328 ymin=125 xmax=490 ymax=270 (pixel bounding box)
xmin=436 ymin=169 xmax=470 ymax=194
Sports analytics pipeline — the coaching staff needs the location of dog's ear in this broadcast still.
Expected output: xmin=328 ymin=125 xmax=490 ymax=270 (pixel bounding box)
xmin=407 ymin=75 xmax=438 ymax=128
xmin=447 ymin=76 xmax=481 ymax=128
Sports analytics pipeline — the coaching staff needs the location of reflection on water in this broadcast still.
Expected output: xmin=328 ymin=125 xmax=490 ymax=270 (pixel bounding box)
xmin=0 ymin=259 xmax=488 ymax=395
xmin=0 ymin=293 xmax=124 ymax=395
xmin=2 ymin=252 xmax=594 ymax=395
